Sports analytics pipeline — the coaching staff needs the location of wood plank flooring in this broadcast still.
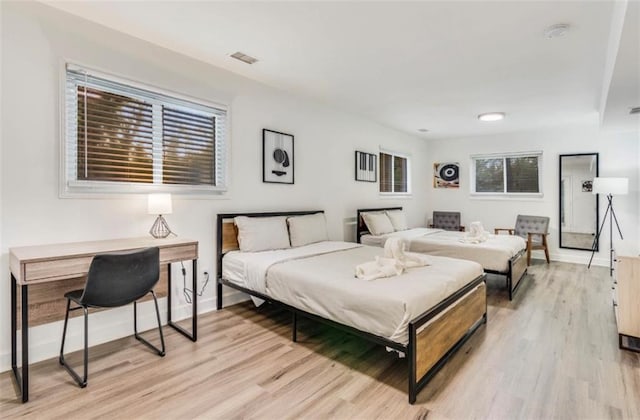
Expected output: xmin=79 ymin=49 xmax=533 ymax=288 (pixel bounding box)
xmin=1 ymin=261 xmax=639 ymax=419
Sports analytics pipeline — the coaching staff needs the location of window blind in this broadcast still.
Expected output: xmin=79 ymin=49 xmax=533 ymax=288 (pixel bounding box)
xmin=379 ymin=151 xmax=409 ymax=194
xmin=76 ymin=86 xmax=154 ymax=183
xmin=380 ymin=153 xmax=393 ymax=192
xmin=472 ymin=152 xmax=542 ymax=195
xmin=65 ymin=64 xmax=227 ymax=192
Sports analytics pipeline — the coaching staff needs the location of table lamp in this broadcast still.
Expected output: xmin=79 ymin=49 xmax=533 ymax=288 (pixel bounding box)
xmin=588 ymin=177 xmax=628 ymax=276
xmin=148 ymin=193 xmax=174 ymax=239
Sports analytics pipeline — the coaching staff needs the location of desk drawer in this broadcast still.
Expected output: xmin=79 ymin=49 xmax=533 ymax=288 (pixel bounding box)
xmin=24 ymin=257 xmax=93 ymax=283
xmin=160 ymin=244 xmax=197 ymax=263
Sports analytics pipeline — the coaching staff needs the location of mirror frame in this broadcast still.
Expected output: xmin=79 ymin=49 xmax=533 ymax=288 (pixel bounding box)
xmin=558 ymin=153 xmax=599 ymax=251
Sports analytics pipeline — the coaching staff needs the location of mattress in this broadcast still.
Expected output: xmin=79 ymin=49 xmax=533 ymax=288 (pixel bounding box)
xmin=361 ymin=228 xmax=526 ymax=272
xmin=222 ymin=241 xmax=484 ymax=345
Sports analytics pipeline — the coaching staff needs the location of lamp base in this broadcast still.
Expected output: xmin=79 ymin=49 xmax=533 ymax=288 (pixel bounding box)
xmin=150 ymin=215 xmax=173 ymax=239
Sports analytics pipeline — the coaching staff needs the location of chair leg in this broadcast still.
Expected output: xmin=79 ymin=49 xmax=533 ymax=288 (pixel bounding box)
xmin=134 ymin=291 xmax=165 ymax=357
xmin=59 ymin=302 xmax=88 ymax=388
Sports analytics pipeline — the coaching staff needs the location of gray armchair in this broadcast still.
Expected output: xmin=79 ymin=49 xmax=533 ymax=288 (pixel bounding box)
xmin=430 ymin=211 xmax=465 ymax=232
xmin=495 ymin=215 xmax=550 ymax=266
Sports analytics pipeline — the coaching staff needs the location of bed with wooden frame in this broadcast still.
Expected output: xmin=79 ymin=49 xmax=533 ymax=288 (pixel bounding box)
xmin=216 ymin=210 xmax=487 ymax=404
xmin=357 ymin=207 xmax=528 ymax=300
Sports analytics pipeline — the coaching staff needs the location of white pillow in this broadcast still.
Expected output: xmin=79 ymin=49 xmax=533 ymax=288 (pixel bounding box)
xmin=362 ymin=212 xmax=395 ymax=236
xmin=287 ymin=213 xmax=329 ymax=247
xmin=234 ymin=216 xmax=291 ymax=252
xmin=386 ymin=210 xmax=408 ymax=231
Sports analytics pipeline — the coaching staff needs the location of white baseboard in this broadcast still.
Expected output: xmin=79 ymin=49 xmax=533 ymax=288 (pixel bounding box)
xmin=0 ymin=290 xmax=249 ymax=373
xmin=545 ymin=252 xmax=608 ymax=267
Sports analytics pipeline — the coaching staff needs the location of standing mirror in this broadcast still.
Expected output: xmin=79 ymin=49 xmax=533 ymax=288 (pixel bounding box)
xmin=559 ymin=153 xmax=599 ymax=250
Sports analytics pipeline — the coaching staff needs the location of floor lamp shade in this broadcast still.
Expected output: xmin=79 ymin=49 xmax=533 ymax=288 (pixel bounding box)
xmin=592 ymin=177 xmax=629 ymax=195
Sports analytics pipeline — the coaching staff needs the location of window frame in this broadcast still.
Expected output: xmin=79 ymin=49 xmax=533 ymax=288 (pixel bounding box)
xmin=59 ymin=61 xmax=231 ymax=198
xmin=379 ymin=148 xmax=412 ymax=197
xmin=470 ymin=151 xmax=543 ymax=198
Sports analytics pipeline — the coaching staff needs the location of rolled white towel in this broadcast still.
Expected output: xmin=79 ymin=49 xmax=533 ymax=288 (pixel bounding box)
xmin=460 ymin=221 xmax=489 ymax=243
xmin=383 ymin=237 xmax=428 ymax=269
xmin=355 ymin=257 xmax=404 ymax=281
xmin=384 ymin=237 xmax=406 ymax=260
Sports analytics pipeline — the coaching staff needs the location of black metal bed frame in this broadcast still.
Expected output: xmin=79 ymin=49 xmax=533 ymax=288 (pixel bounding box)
xmin=215 ymin=210 xmax=487 ymax=404
xmin=355 ymin=207 xmax=528 ymax=300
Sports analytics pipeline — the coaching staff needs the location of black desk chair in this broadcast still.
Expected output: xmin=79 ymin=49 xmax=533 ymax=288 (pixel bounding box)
xmin=59 ymin=247 xmax=165 ymax=388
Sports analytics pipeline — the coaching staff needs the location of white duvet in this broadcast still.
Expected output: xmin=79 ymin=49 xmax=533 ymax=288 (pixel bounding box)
xmin=361 ymin=228 xmax=526 ymax=272
xmin=222 ymin=241 xmax=483 ymax=344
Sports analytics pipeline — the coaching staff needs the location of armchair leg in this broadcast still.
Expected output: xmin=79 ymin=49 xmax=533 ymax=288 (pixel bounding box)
xmin=134 ymin=291 xmax=165 ymax=357
xmin=543 ymin=236 xmax=550 ymax=263
xmin=59 ymin=302 xmax=88 ymax=388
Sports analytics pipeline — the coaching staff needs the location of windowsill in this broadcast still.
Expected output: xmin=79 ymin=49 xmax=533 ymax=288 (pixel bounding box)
xmin=469 ymin=193 xmax=544 ymax=201
xmin=61 ymin=181 xmax=230 ymax=199
xmin=379 ymin=193 xmax=413 ymax=200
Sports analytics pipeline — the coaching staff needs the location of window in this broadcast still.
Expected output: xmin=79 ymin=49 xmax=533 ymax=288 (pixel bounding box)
xmin=471 ymin=152 xmax=542 ymax=195
xmin=64 ymin=64 xmax=227 ymax=194
xmin=380 ymin=151 xmax=410 ymax=194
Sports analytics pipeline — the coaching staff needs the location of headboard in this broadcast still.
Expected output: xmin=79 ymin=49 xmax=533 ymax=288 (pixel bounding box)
xmin=356 ymin=207 xmax=402 ymax=243
xmin=215 ymin=210 xmax=324 ymax=282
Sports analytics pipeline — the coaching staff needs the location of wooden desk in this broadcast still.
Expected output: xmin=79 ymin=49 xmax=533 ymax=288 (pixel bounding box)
xmin=9 ymin=237 xmax=199 ymax=403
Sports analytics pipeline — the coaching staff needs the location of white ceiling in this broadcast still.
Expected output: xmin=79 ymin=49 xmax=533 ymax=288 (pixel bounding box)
xmin=42 ymin=1 xmax=635 ymax=139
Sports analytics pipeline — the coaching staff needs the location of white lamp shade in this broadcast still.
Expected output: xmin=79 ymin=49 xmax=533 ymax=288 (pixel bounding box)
xmin=592 ymin=177 xmax=629 ymax=195
xmin=147 ymin=193 xmax=173 ymax=215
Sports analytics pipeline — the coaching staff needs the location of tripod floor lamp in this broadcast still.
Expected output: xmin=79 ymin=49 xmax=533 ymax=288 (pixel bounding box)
xmin=588 ymin=177 xmax=628 ymax=276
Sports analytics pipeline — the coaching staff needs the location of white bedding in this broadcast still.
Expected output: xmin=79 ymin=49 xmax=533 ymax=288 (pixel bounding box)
xmin=361 ymin=228 xmax=526 ymax=272
xmin=222 ymin=242 xmax=484 ymax=345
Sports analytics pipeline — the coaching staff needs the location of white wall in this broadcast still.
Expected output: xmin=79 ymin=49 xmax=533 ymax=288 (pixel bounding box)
xmin=427 ymin=124 xmax=639 ymax=265
xmin=0 ymin=2 xmax=429 ymax=371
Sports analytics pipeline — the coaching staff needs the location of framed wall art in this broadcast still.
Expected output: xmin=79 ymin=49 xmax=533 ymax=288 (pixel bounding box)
xmin=263 ymin=129 xmax=294 ymax=184
xmin=433 ymin=162 xmax=460 ymax=188
xmin=355 ymin=151 xmax=377 ymax=182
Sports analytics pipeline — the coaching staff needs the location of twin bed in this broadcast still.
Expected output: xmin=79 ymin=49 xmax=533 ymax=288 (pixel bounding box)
xmin=357 ymin=207 xmax=529 ymax=300
xmin=216 ymin=210 xmax=487 ymax=404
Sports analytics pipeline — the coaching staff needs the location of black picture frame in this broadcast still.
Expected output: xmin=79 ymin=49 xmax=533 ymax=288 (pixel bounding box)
xmin=263 ymin=129 xmax=294 ymax=184
xmin=355 ymin=151 xmax=377 ymax=182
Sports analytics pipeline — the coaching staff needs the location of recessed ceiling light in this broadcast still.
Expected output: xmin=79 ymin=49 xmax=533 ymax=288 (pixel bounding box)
xmin=630 ymin=106 xmax=640 ymax=115
xmin=478 ymin=112 xmax=506 ymax=122
xmin=230 ymin=51 xmax=258 ymax=65
xmin=417 ymin=128 xmax=429 ymax=133
xmin=544 ymin=23 xmax=571 ymax=39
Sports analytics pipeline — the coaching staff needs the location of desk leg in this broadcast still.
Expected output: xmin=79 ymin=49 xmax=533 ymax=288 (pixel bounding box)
xmin=11 ymin=274 xmax=29 ymax=403
xmin=167 ymin=260 xmax=198 ymax=342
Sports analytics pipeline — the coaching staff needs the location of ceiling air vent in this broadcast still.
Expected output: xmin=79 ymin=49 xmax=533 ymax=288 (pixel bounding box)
xmin=630 ymin=107 xmax=640 ymax=115
xmin=230 ymin=52 xmax=258 ymax=65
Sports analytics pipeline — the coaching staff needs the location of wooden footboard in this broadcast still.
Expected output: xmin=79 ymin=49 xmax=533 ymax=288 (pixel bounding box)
xmin=408 ymin=279 xmax=486 ymax=403
xmin=508 ymin=250 xmax=528 ymax=300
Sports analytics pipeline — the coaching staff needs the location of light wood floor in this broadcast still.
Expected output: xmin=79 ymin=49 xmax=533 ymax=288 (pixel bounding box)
xmin=2 ymin=261 xmax=639 ymax=419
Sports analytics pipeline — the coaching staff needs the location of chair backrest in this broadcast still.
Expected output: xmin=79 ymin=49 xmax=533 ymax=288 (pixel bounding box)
xmin=80 ymin=247 xmax=160 ymax=308
xmin=514 ymin=215 xmax=550 ymax=239
xmin=432 ymin=211 xmax=461 ymax=231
